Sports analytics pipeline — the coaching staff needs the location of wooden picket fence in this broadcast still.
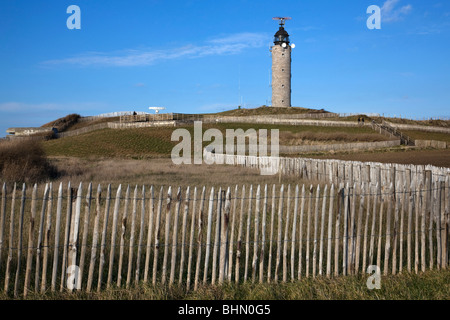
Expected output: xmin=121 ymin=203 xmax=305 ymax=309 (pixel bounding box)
xmin=0 ymin=179 xmax=448 ymax=297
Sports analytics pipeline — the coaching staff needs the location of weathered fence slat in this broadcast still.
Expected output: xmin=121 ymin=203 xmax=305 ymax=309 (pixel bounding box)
xmin=179 ymin=187 xmax=190 ymax=285
xmin=252 ymin=185 xmax=260 ymax=283
xmin=4 ymin=183 xmax=16 ymax=293
xmin=126 ymin=186 xmax=138 ymax=288
xmin=35 ymin=184 xmax=50 ymax=292
xmin=14 ymin=184 xmax=26 ymax=298
xmin=86 ymin=184 xmax=101 ymax=293
xmin=51 ymin=183 xmax=63 ymax=292
xmin=212 ymin=188 xmax=222 ymax=285
xmin=194 ymin=187 xmax=206 ymax=291
xmin=143 ymin=186 xmax=154 ymax=284
xmin=186 ymin=187 xmax=197 ymax=290
xmin=161 ymin=186 xmax=173 ymax=285
xmin=24 ymin=184 xmax=38 ymax=297
xmin=282 ymin=185 xmax=291 ymax=282
xmin=203 ymin=187 xmax=214 ymax=284
xmin=244 ymin=186 xmax=252 ymax=283
xmin=305 ymin=185 xmax=313 ymax=278
xmin=274 ymin=185 xmax=284 ymax=282
xmin=135 ymin=185 xmax=146 ymax=285
xmin=326 ymin=184 xmax=335 ymax=277
xmin=267 ymin=185 xmax=275 ymax=282
xmin=77 ymin=182 xmax=92 ymax=291
xmin=0 ymin=183 xmax=6 ymax=280
xmin=319 ymin=185 xmax=328 ymax=276
xmin=152 ymin=187 xmax=164 ymax=285
xmin=219 ymin=187 xmax=231 ymax=284
xmin=41 ymin=182 xmax=54 ymax=293
xmin=106 ymin=184 xmax=121 ymax=289
xmin=117 ymin=185 xmax=130 ymax=287
xmin=97 ymin=184 xmax=111 ymax=292
xmin=259 ymin=185 xmax=268 ymax=283
xmin=61 ymin=183 xmax=73 ymax=292
xmin=290 ymin=185 xmax=299 ymax=281
xmin=312 ymin=185 xmax=320 ymax=278
xmin=169 ymin=187 xmax=182 ymax=286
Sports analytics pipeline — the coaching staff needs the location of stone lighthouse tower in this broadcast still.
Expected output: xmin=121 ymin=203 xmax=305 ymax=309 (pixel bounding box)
xmin=271 ymin=17 xmax=294 ymax=108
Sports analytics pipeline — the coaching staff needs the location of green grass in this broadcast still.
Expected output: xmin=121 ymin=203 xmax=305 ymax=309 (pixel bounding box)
xmin=43 ymin=124 xmax=386 ymax=159
xmin=3 ymin=269 xmax=449 ymax=300
xmin=401 ymin=130 xmax=450 ymax=143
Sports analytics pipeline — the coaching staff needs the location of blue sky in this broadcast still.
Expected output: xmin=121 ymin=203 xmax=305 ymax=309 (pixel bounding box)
xmin=1 ymin=0 xmax=450 ymax=137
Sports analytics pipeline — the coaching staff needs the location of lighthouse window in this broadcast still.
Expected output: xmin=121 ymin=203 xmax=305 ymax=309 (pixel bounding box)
xmin=282 ymin=84 xmax=285 ymax=88
xmin=282 ymin=69 xmax=285 ymax=72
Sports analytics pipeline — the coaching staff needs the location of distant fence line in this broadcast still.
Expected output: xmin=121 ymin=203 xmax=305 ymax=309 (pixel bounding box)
xmin=415 ymin=140 xmax=448 ymax=149
xmin=204 ymin=150 xmax=450 ymax=191
xmin=0 ymin=179 xmax=448 ymax=297
xmin=385 ymin=122 xmax=450 ymax=134
xmin=279 ymin=140 xmax=401 ymax=154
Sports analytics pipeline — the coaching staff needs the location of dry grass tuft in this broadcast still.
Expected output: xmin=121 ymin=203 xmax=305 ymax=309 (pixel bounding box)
xmin=0 ymin=139 xmax=58 ymax=183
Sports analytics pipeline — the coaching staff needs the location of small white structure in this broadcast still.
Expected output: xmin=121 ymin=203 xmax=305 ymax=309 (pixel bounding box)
xmin=149 ymin=107 xmax=166 ymax=114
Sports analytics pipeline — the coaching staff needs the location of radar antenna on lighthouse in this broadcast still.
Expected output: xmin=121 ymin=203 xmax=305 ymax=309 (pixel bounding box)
xmin=148 ymin=107 xmax=166 ymax=114
xmin=272 ymin=17 xmax=291 ymax=27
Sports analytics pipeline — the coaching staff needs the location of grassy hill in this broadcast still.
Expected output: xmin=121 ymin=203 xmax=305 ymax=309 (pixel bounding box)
xmin=42 ymin=123 xmax=389 ymax=159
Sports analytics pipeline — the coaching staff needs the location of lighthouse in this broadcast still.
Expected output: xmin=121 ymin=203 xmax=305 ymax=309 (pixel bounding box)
xmin=271 ymin=17 xmax=294 ymax=108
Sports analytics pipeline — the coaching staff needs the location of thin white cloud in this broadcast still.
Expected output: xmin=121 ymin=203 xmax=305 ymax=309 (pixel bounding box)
xmin=42 ymin=32 xmax=268 ymax=67
xmin=382 ymin=0 xmax=412 ymax=22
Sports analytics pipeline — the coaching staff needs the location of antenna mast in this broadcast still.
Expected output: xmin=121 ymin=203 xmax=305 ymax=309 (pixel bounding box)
xmin=272 ymin=17 xmax=292 ymax=27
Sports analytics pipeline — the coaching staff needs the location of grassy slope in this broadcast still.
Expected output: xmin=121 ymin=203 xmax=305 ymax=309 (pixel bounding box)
xmin=43 ymin=124 xmax=386 ymax=158
xmin=4 ymin=269 xmax=449 ymax=300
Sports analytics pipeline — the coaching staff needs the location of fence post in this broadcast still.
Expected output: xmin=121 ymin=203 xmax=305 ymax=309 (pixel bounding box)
xmin=4 ymin=183 xmax=16 ymax=294
xmin=244 ymin=186 xmax=253 ymax=282
xmin=384 ymin=183 xmax=394 ymax=276
xmin=77 ymin=183 xmax=92 ymax=291
xmin=126 ymin=186 xmax=139 ymax=288
xmin=179 ymin=187 xmax=191 ymax=285
xmin=305 ymin=185 xmax=313 ymax=278
xmin=106 ymin=184 xmax=121 ymax=289
xmin=326 ymin=184 xmax=335 ymax=278
xmin=319 ymin=185 xmax=328 ymax=276
xmin=97 ymin=184 xmax=111 ymax=292
xmin=86 ymin=184 xmax=102 ymax=293
xmin=194 ymin=187 xmax=206 ymax=291
xmin=252 ymin=186 xmax=260 ymax=283
xmin=135 ymin=185 xmax=147 ymax=284
xmin=24 ymin=184 xmax=38 ymax=297
xmin=275 ymin=185 xmax=284 ymax=282
xmin=35 ymin=184 xmax=50 ymax=292
xmin=117 ymin=186 xmax=130 ymax=287
xmin=259 ymin=185 xmax=268 ymax=283
xmin=51 ymin=183 xmax=63 ymax=292
xmin=0 ymin=183 xmax=6 ymax=278
xmin=161 ymin=186 xmax=173 ymax=285
xmin=212 ymin=188 xmax=223 ymax=285
xmin=169 ymin=187 xmax=182 ymax=287
xmin=144 ymin=186 xmax=155 ymax=284
xmin=41 ymin=183 xmax=54 ymax=293
xmin=282 ymin=185 xmax=291 ymax=282
xmin=203 ymin=187 xmax=215 ymax=284
xmin=290 ymin=185 xmax=299 ymax=281
xmin=219 ymin=187 xmax=231 ymax=284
